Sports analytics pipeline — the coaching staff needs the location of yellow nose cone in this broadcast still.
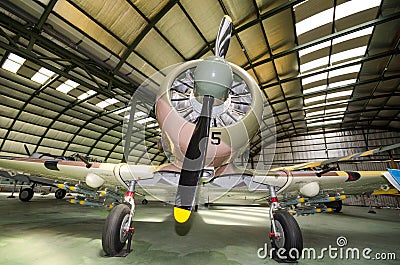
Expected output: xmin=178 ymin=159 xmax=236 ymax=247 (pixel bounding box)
xmin=174 ymin=207 xmax=191 ymax=223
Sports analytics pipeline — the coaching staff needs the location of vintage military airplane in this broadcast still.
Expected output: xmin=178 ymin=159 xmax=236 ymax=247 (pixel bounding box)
xmin=1 ymin=15 xmax=400 ymax=263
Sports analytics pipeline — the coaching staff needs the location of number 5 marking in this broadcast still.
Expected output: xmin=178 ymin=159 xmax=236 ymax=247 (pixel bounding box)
xmin=211 ymin=132 xmax=221 ymax=145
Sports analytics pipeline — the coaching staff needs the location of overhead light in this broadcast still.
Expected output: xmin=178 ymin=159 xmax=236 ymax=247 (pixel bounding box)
xmin=2 ymin=53 xmax=26 ymax=73
xmin=96 ymin=98 xmax=120 ymax=109
xmin=31 ymin=67 xmax=55 ymax=84
xmin=78 ymin=90 xmax=96 ymax=100
xmin=56 ymin=79 xmax=80 ymax=94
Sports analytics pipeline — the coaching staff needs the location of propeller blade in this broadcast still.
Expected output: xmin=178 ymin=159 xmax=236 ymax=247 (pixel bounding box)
xmin=174 ymin=95 xmax=214 ymax=223
xmin=215 ymin=15 xmax=233 ymax=58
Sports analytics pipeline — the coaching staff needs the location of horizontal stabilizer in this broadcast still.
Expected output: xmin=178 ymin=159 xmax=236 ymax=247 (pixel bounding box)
xmin=383 ymin=169 xmax=400 ymax=192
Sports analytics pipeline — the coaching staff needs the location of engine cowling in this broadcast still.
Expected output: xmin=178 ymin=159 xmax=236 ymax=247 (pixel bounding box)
xmin=155 ymin=60 xmax=265 ymax=169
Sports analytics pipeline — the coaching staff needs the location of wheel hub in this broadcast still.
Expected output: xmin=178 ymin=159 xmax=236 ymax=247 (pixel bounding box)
xmin=273 ymin=220 xmax=285 ymax=248
xmin=119 ymin=214 xmax=131 ymax=243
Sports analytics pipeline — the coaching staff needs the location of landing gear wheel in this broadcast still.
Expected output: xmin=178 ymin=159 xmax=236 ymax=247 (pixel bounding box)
xmin=19 ymin=188 xmax=34 ymax=202
xmin=141 ymin=199 xmax=148 ymax=205
xmin=55 ymin=188 xmax=67 ymax=199
xmin=102 ymin=204 xmax=132 ymax=256
xmin=324 ymin=200 xmax=342 ymax=213
xmin=271 ymin=211 xmax=303 ymax=262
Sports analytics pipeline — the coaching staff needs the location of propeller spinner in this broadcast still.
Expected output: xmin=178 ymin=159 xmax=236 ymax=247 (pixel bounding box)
xmin=174 ymin=15 xmax=234 ymax=223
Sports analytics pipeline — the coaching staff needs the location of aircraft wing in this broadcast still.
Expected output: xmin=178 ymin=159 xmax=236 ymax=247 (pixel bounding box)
xmin=0 ymin=155 xmax=157 ymax=189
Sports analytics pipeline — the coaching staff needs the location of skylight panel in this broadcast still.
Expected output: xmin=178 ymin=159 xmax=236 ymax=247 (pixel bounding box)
xmin=31 ymin=67 xmax=55 ymax=84
xmin=329 ymin=79 xmax=357 ymax=88
xmin=307 ymin=119 xmax=342 ymax=127
xmin=78 ymin=90 xmax=96 ymax=100
xmin=137 ymin=117 xmax=155 ymax=124
xmin=2 ymin=53 xmax=26 ymax=73
xmin=306 ymin=110 xmax=325 ymax=118
xmin=56 ymin=79 xmax=80 ymax=94
xmin=135 ymin=111 xmax=146 ymax=117
xmin=304 ymin=95 xmax=326 ymax=105
xmin=303 ymin=100 xmax=348 ymax=110
xmin=303 ymin=79 xmax=356 ymax=95
xmin=335 ymin=0 xmax=381 ymax=21
xmin=332 ymin=27 xmax=373 ymax=45
xmin=9 ymin=53 xmax=26 ymax=64
xmin=325 ymin=107 xmax=347 ymax=114
xmin=301 ymin=46 xmax=366 ymax=74
xmin=147 ymin=122 xmax=159 ymax=128
xmin=329 ymin=64 xmax=361 ymax=79
xmin=96 ymin=98 xmax=120 ymax=109
xmin=300 ymin=57 xmax=330 ymax=73
xmin=301 ymin=72 xmax=328 ymax=86
xmin=106 ymin=98 xmax=119 ymax=105
xmin=296 ymin=8 xmax=333 ymax=36
xmin=330 ymin=46 xmax=367 ymax=64
xmin=299 ymin=27 xmax=373 ymax=58
xmin=307 ymin=114 xmax=344 ymax=122
xmin=299 ymin=41 xmax=331 ymax=57
xmin=303 ymin=85 xmax=326 ymax=95
xmin=296 ymin=0 xmax=381 ymax=36
xmin=326 ymin=90 xmax=353 ymax=99
xmin=114 ymin=106 xmax=131 ymax=115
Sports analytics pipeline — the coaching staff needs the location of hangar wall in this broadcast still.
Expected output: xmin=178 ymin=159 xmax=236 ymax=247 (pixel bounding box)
xmin=259 ymin=129 xmax=400 ymax=170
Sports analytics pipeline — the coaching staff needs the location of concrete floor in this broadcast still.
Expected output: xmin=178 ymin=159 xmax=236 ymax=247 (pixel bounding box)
xmin=0 ymin=193 xmax=399 ymax=265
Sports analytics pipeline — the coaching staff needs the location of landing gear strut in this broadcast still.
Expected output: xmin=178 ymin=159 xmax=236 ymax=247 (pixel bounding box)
xmin=102 ymin=180 xmax=136 ymax=256
xmin=268 ymin=185 xmax=303 ymax=263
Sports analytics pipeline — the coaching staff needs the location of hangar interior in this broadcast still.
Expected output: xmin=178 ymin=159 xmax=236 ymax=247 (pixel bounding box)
xmin=0 ymin=0 xmax=399 ymax=167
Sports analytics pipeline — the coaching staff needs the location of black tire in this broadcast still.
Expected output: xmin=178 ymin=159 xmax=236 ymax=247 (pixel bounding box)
xmin=102 ymin=204 xmax=131 ymax=256
xmin=271 ymin=211 xmax=303 ymax=262
xmin=324 ymin=200 xmax=342 ymax=213
xmin=55 ymin=189 xmax=67 ymax=199
xmin=19 ymin=188 xmax=34 ymax=202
